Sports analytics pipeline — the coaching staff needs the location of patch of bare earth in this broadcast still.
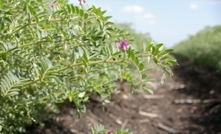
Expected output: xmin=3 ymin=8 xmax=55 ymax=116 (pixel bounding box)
xmin=26 ymin=57 xmax=221 ymax=134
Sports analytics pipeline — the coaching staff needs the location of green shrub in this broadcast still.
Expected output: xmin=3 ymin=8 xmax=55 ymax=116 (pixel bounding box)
xmin=0 ymin=0 xmax=177 ymax=133
xmin=173 ymin=25 xmax=221 ymax=71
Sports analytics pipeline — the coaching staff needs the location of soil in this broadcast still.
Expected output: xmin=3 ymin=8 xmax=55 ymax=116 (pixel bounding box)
xmin=26 ymin=56 xmax=221 ymax=134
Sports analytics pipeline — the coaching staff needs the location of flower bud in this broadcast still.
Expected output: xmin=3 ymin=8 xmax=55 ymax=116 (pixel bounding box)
xmin=118 ymin=40 xmax=129 ymax=51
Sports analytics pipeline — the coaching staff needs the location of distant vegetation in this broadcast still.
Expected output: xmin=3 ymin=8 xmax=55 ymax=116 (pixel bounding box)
xmin=116 ymin=23 xmax=152 ymax=50
xmin=173 ymin=25 xmax=221 ymax=72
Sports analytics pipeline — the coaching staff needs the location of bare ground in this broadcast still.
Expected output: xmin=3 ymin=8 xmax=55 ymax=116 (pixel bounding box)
xmin=26 ymin=56 xmax=221 ymax=134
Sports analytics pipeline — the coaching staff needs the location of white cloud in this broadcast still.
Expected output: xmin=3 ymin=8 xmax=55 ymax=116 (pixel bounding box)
xmin=143 ymin=13 xmax=156 ymax=25
xmin=122 ymin=5 xmax=144 ymax=13
xmin=189 ymin=3 xmax=198 ymax=10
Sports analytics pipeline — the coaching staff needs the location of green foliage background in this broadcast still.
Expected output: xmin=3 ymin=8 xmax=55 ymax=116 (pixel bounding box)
xmin=173 ymin=25 xmax=221 ymax=72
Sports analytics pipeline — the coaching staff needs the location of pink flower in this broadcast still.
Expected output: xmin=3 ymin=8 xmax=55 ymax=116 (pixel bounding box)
xmin=78 ymin=0 xmax=86 ymax=5
xmin=118 ymin=40 xmax=129 ymax=51
xmin=106 ymin=131 xmax=113 ymax=134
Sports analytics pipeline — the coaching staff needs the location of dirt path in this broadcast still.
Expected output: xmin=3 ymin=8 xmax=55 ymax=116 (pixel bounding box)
xmin=26 ymin=57 xmax=221 ymax=134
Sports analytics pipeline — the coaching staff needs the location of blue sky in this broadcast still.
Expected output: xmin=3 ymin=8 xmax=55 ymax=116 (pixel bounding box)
xmin=69 ymin=0 xmax=221 ymax=48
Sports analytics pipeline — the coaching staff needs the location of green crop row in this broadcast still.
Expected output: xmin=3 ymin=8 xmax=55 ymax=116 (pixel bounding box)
xmin=173 ymin=25 xmax=221 ymax=72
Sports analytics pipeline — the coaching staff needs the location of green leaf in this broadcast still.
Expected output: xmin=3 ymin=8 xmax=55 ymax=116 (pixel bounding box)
xmin=152 ymin=46 xmax=157 ymax=55
xmin=71 ymin=5 xmax=75 ymax=13
xmin=166 ymin=59 xmax=178 ymax=66
xmin=146 ymin=44 xmax=153 ymax=52
xmin=156 ymin=43 xmax=164 ymax=51
xmin=39 ymin=57 xmax=53 ymax=81
xmin=158 ymin=49 xmax=174 ymax=57
xmin=139 ymin=63 xmax=144 ymax=71
xmin=2 ymin=41 xmax=16 ymax=51
xmin=160 ymin=73 xmax=166 ymax=85
xmin=27 ymin=5 xmax=38 ymax=22
xmin=105 ymin=22 xmax=114 ymax=26
xmin=7 ymin=89 xmax=20 ymax=96
xmin=92 ymin=5 xmax=97 ymax=13
xmin=0 ymin=125 xmax=2 ymax=131
xmin=162 ymin=66 xmax=173 ymax=76
xmin=128 ymin=49 xmax=134 ymax=58
xmin=143 ymin=87 xmax=153 ymax=94
xmin=78 ymin=92 xmax=86 ymax=98
xmin=67 ymin=4 xmax=71 ymax=13
xmin=3 ymin=16 xmax=12 ymax=23
xmin=104 ymin=46 xmax=111 ymax=57
xmin=112 ymin=51 xmax=121 ymax=57
xmin=134 ymin=57 xmax=139 ymax=65
xmin=75 ymin=6 xmax=79 ymax=14
xmin=73 ymin=46 xmax=84 ymax=60
xmin=105 ymin=16 xmax=112 ymax=20
xmin=84 ymin=13 xmax=88 ymax=19
xmin=142 ymin=74 xmax=147 ymax=79
xmin=92 ymin=36 xmax=102 ymax=41
xmin=141 ymin=67 xmax=153 ymax=73
xmin=80 ymin=9 xmax=84 ymax=17
xmin=1 ymin=72 xmax=20 ymax=96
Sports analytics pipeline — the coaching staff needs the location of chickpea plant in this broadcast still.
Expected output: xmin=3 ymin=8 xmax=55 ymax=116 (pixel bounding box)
xmin=0 ymin=0 xmax=178 ymax=133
